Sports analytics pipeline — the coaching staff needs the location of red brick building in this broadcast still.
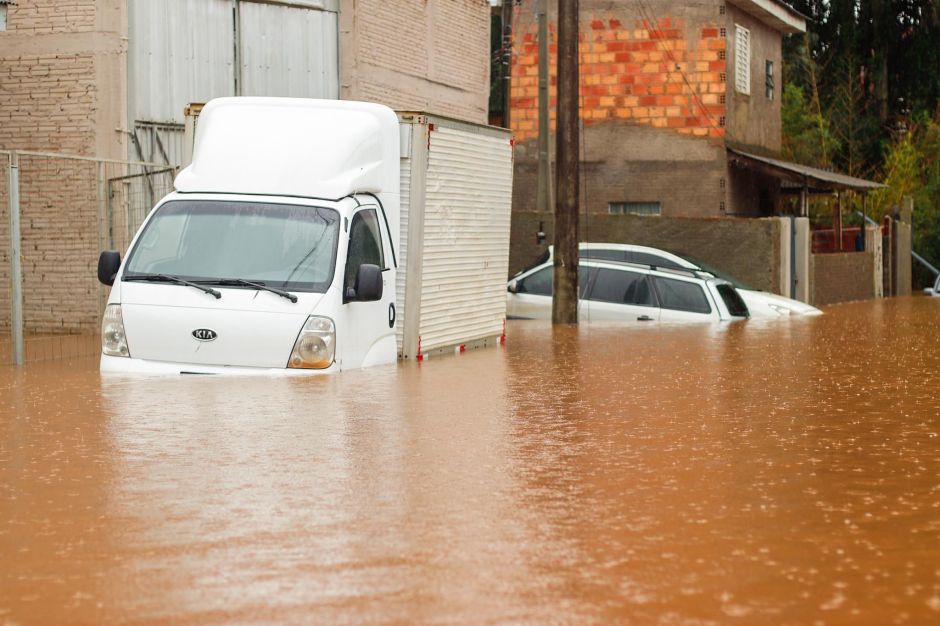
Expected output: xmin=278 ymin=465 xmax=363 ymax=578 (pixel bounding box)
xmin=509 ymin=0 xmax=806 ymax=218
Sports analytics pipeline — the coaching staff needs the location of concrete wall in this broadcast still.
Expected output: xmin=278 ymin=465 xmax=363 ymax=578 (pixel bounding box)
xmin=510 ymin=211 xmax=782 ymax=293
xmin=339 ymin=0 xmax=490 ymax=124
xmin=811 ymin=252 xmax=876 ymax=306
xmin=513 ymin=123 xmax=727 ymax=217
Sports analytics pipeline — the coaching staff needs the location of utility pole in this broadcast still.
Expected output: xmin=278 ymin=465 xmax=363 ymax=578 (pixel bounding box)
xmin=536 ymin=0 xmax=552 ymax=215
xmin=552 ymin=0 xmax=579 ymax=324
xmin=501 ymin=0 xmax=513 ymax=128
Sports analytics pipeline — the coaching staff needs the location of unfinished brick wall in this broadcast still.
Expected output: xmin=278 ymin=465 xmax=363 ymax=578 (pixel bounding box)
xmin=510 ymin=13 xmax=726 ymax=142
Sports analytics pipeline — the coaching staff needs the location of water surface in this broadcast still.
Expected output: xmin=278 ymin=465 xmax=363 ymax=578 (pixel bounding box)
xmin=2 ymin=297 xmax=939 ymax=625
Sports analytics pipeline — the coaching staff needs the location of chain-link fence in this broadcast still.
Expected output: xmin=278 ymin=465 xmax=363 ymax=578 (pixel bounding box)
xmin=2 ymin=150 xmax=176 ymax=364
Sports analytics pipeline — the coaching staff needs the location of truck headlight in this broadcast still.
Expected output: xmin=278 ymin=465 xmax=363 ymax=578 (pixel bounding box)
xmin=288 ymin=316 xmax=335 ymax=369
xmin=101 ymin=304 xmax=130 ymax=357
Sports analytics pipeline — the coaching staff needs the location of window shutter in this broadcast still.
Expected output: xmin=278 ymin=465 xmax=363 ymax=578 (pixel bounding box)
xmin=735 ymin=25 xmax=750 ymax=95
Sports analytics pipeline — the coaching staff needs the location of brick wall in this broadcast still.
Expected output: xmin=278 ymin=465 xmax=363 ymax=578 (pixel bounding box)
xmin=811 ymin=252 xmax=876 ymax=306
xmin=510 ymin=3 xmax=726 ymax=142
xmin=0 ymin=54 xmax=97 ymax=154
xmin=4 ymin=0 xmax=96 ymax=35
xmin=340 ymin=0 xmax=491 ymax=124
xmin=510 ymin=211 xmax=782 ymax=293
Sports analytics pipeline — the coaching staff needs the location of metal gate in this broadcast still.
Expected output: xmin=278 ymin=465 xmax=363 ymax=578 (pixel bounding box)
xmin=2 ymin=150 xmax=175 ymax=364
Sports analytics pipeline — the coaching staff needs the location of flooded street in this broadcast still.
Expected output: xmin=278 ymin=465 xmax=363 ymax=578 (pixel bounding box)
xmin=2 ymin=297 xmax=939 ymax=625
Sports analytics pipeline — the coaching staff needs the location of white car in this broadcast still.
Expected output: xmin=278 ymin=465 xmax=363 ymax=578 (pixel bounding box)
xmin=507 ymin=258 xmax=750 ymax=323
xmin=517 ymin=244 xmax=821 ymax=318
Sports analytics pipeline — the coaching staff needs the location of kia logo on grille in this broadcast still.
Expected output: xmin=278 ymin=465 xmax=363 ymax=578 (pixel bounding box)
xmin=192 ymin=328 xmax=217 ymax=342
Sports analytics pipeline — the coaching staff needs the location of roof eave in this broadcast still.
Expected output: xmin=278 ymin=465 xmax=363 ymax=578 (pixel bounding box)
xmin=726 ymin=0 xmax=807 ymax=35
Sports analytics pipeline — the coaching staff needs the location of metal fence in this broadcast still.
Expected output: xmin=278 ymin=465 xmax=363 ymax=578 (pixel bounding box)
xmin=2 ymin=150 xmax=176 ymax=365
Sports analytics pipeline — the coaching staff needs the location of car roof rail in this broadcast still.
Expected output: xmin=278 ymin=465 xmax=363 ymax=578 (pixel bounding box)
xmin=582 ymin=258 xmax=710 ymax=280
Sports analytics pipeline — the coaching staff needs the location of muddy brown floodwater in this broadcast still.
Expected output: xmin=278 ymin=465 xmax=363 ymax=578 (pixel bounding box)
xmin=1 ymin=297 xmax=939 ymax=625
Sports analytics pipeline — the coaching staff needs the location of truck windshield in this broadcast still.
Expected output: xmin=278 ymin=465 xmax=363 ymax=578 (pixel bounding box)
xmin=123 ymin=200 xmax=340 ymax=292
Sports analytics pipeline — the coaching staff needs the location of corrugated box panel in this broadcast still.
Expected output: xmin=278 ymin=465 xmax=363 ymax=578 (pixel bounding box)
xmin=418 ymin=124 xmax=512 ymax=353
xmin=128 ymin=0 xmax=235 ymax=125
xmin=240 ymin=2 xmax=338 ymax=99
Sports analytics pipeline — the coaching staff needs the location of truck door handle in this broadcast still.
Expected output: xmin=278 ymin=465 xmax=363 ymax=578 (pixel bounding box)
xmin=637 ymin=315 xmax=654 ymax=321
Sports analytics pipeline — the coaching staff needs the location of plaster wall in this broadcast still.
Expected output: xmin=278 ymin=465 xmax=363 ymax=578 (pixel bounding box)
xmin=725 ymin=4 xmax=782 ymax=153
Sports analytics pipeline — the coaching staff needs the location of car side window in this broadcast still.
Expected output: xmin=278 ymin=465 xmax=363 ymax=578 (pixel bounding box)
xmin=652 ymin=276 xmax=712 ymax=314
xmin=518 ymin=265 xmax=592 ymax=297
xmin=588 ymin=268 xmax=655 ymax=306
xmin=345 ymin=209 xmax=384 ymax=294
xmin=517 ymin=267 xmax=552 ymax=295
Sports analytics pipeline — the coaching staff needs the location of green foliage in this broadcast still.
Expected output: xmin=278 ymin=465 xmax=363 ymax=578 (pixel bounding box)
xmin=781 ymin=83 xmax=839 ymax=167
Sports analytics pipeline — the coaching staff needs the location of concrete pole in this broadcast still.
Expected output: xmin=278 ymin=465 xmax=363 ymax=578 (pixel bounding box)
xmin=7 ymin=151 xmax=24 ymax=365
xmin=536 ymin=0 xmax=553 ymax=214
xmin=552 ymin=0 xmax=579 ymax=324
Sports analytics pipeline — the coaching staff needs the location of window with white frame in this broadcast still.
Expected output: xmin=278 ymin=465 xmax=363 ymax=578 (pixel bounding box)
xmin=0 ymin=2 xmax=8 ymax=32
xmin=735 ymin=25 xmax=750 ymax=95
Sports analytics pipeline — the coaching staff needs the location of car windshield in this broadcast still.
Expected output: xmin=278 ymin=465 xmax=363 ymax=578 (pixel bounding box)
xmin=123 ymin=200 xmax=340 ymax=292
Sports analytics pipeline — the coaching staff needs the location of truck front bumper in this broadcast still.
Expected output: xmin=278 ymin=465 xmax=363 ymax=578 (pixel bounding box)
xmin=99 ymin=354 xmax=339 ymax=376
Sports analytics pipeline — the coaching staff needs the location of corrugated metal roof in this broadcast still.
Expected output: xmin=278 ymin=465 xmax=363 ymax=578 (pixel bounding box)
xmin=727 ymin=148 xmax=886 ymax=191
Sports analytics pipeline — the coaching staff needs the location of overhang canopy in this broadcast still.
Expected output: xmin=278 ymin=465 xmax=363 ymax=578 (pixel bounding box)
xmin=726 ymin=0 xmax=807 ymax=34
xmin=728 ymin=148 xmax=885 ymax=192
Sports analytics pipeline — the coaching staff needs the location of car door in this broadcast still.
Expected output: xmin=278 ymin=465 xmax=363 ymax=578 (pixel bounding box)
xmin=508 ymin=265 xmax=593 ymax=320
xmin=341 ymin=207 xmax=396 ymax=368
xmin=650 ymin=274 xmax=716 ymax=322
xmin=583 ymin=266 xmax=660 ymax=322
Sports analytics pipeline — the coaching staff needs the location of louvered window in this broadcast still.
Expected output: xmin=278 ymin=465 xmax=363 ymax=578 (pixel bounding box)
xmin=735 ymin=25 xmax=750 ymax=95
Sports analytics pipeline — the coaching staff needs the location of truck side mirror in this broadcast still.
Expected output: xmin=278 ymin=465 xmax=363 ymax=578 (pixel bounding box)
xmin=346 ymin=263 xmax=383 ymax=302
xmin=98 ymin=251 xmax=121 ymax=286
xmin=507 ymin=279 xmax=518 ymax=294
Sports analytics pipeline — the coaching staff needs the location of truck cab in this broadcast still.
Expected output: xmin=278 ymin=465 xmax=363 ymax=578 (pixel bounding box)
xmin=98 ymin=98 xmax=401 ymax=374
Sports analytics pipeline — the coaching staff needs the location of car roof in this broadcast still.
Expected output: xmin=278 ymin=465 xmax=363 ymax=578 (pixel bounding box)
xmin=518 ymin=257 xmax=720 ymax=284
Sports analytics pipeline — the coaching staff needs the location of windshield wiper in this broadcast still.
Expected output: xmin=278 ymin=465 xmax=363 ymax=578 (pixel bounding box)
xmin=209 ymin=278 xmax=298 ymax=303
xmin=123 ymin=273 xmax=222 ymax=299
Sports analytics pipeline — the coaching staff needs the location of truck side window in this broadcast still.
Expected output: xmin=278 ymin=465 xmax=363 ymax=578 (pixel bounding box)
xmin=345 ymin=209 xmax=384 ymax=293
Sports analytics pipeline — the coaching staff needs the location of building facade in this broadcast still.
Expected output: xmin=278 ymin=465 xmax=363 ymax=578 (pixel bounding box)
xmin=509 ymin=0 xmax=805 ymax=218
xmin=0 ymin=0 xmax=492 ymax=162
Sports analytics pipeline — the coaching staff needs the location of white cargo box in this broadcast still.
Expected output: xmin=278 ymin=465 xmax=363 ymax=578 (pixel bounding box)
xmin=396 ymin=113 xmax=513 ymax=360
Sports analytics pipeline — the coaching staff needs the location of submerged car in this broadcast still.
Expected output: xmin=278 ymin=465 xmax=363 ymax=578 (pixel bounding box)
xmin=507 ymin=258 xmax=750 ymax=322
xmin=517 ymin=243 xmax=821 ymax=318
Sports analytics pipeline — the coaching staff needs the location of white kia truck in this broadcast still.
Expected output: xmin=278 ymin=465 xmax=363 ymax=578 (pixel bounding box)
xmin=97 ymin=98 xmax=513 ymax=375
